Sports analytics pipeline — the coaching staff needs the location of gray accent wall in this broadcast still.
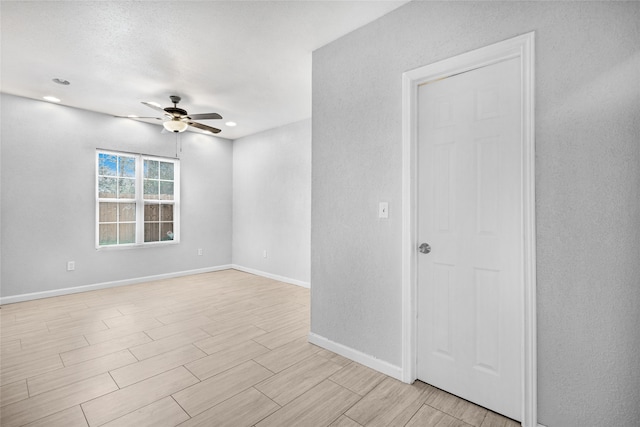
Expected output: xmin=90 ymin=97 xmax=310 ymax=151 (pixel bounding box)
xmin=1 ymin=93 xmax=233 ymax=298
xmin=311 ymin=2 xmax=640 ymax=426
xmin=232 ymin=120 xmax=311 ymax=284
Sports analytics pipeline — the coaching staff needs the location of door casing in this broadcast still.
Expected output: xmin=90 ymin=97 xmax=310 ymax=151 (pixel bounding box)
xmin=401 ymin=32 xmax=537 ymax=427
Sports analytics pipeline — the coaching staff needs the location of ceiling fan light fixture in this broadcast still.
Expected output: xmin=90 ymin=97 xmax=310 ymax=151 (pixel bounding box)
xmin=163 ymin=118 xmax=188 ymax=133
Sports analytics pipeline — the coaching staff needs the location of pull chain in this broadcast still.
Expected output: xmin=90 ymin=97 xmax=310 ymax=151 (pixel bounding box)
xmin=175 ymin=133 xmax=183 ymax=158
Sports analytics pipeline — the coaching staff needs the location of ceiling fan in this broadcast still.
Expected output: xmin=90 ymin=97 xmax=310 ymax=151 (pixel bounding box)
xmin=140 ymin=95 xmax=222 ymax=134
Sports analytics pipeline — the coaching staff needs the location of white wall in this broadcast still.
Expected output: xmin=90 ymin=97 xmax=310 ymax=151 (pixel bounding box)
xmin=311 ymin=2 xmax=640 ymax=426
xmin=0 ymin=93 xmax=233 ymax=300
xmin=232 ymin=120 xmax=311 ymax=285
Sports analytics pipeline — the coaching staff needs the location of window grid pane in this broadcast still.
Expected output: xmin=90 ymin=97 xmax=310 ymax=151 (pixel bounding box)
xmin=161 ymin=222 xmax=174 ymax=241
xmin=144 ymin=222 xmax=160 ymax=242
xmin=98 ymin=177 xmax=117 ymax=198
xmin=119 ymin=157 xmax=136 ymax=178
xmin=99 ymin=154 xmax=117 ymax=176
xmin=161 ymin=204 xmax=173 ymax=221
xmin=99 ymin=203 xmax=117 ymax=222
xmin=143 ymin=180 xmax=158 ymax=200
xmin=159 ymin=162 xmax=174 ymax=180
xmin=119 ymin=203 xmax=136 ymax=221
xmin=119 ymin=223 xmax=136 ymax=244
xmin=99 ymin=224 xmax=117 ymax=246
xmin=144 ymin=160 xmax=159 ymax=179
xmin=159 ymin=181 xmax=174 ymax=200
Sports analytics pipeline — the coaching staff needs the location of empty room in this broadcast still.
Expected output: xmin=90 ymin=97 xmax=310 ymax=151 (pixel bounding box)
xmin=1 ymin=1 xmax=639 ymax=427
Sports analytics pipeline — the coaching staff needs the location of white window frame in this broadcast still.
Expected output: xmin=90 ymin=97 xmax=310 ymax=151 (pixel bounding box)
xmin=96 ymin=150 xmax=180 ymax=249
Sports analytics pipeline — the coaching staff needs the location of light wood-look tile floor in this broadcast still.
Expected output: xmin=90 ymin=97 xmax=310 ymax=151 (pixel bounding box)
xmin=0 ymin=269 xmax=520 ymax=427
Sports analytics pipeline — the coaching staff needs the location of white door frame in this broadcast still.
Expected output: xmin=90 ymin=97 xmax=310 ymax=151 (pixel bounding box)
xmin=401 ymin=33 xmax=537 ymax=426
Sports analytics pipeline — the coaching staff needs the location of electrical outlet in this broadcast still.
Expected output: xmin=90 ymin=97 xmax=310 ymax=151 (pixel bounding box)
xmin=67 ymin=261 xmax=75 ymax=271
xmin=197 ymin=248 xmax=203 ymax=256
xmin=379 ymin=202 xmax=389 ymax=219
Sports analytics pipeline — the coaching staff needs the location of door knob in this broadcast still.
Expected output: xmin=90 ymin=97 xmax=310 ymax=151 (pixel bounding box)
xmin=418 ymin=243 xmax=431 ymax=254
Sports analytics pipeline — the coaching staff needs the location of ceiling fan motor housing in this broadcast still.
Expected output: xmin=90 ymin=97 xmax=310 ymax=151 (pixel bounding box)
xmin=165 ymin=107 xmax=188 ymax=117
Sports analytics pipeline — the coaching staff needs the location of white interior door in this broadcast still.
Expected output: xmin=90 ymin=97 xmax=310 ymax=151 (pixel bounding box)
xmin=416 ymin=57 xmax=522 ymax=421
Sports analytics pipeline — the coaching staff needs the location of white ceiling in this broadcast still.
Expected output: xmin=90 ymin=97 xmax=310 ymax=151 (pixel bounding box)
xmin=1 ymin=1 xmax=407 ymax=140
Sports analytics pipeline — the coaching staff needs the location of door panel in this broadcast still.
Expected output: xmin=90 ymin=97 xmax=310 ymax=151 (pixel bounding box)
xmin=416 ymin=57 xmax=522 ymax=421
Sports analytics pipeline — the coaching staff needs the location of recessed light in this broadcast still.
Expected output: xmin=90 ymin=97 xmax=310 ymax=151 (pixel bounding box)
xmin=52 ymin=78 xmax=70 ymax=85
xmin=225 ymin=121 xmax=237 ymax=127
xmin=43 ymin=96 xmax=61 ymax=103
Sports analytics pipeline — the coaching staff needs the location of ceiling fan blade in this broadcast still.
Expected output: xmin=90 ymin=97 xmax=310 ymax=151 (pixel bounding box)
xmin=187 ymin=113 xmax=222 ymax=120
xmin=114 ymin=115 xmax=163 ymax=120
xmin=187 ymin=121 xmax=222 ymax=134
xmin=141 ymin=101 xmax=168 ymax=113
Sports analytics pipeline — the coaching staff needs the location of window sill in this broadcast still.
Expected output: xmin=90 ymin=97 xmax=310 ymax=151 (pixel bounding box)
xmin=96 ymin=240 xmax=179 ymax=251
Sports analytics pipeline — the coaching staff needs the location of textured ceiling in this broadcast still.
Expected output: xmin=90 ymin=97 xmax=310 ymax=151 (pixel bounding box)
xmin=1 ymin=1 xmax=407 ymax=139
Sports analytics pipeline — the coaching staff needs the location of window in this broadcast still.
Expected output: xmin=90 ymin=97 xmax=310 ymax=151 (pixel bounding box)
xmin=96 ymin=150 xmax=180 ymax=248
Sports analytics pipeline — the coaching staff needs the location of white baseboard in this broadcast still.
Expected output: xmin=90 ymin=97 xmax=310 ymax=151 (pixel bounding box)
xmin=0 ymin=265 xmax=233 ymax=305
xmin=1 ymin=264 xmax=308 ymax=305
xmin=308 ymin=332 xmax=546 ymax=426
xmin=231 ymin=264 xmax=310 ymax=288
xmin=308 ymin=332 xmax=403 ymax=380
